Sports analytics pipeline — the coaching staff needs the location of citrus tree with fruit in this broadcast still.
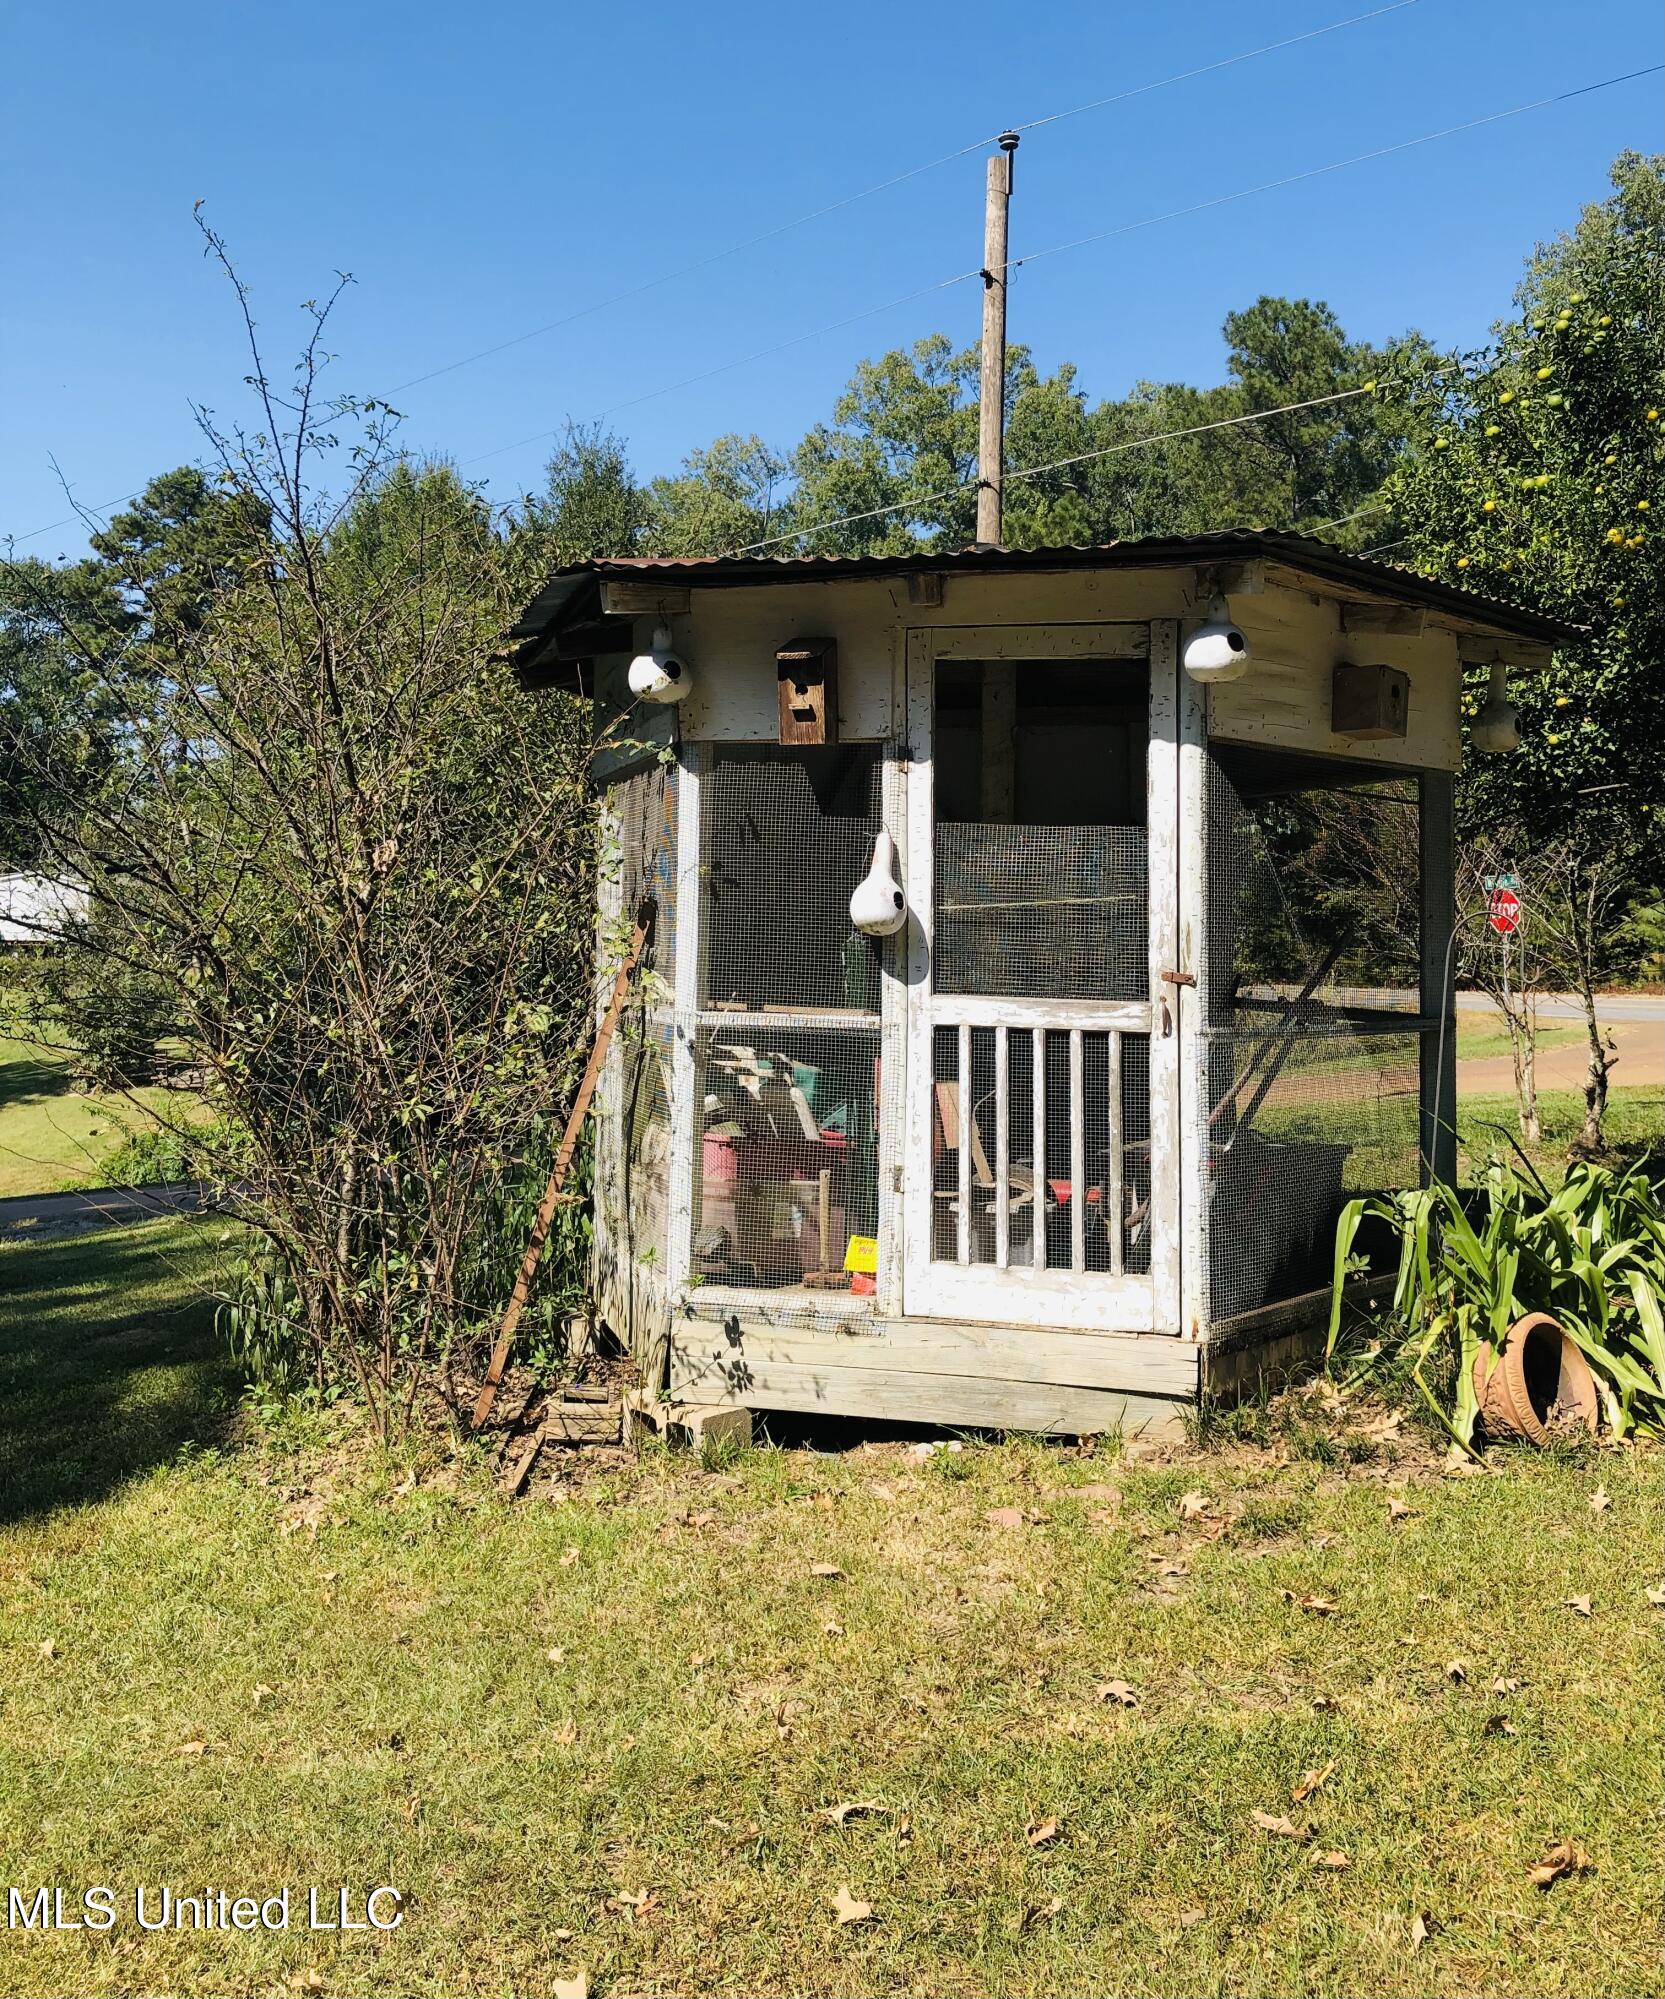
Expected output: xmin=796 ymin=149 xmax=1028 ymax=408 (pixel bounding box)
xmin=1386 ymin=150 xmax=1663 ymax=1148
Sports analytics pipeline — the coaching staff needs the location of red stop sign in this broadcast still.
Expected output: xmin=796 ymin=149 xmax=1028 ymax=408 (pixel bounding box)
xmin=1488 ymin=887 xmax=1523 ymax=935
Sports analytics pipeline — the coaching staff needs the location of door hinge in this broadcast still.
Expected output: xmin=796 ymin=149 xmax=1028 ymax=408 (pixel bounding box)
xmin=1160 ymin=968 xmax=1196 ymax=988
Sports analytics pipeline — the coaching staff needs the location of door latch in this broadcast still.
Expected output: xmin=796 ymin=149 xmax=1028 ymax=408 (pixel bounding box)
xmin=1158 ymin=968 xmax=1195 ymax=1038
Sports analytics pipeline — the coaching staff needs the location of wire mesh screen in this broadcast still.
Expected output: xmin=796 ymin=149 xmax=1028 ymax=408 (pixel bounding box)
xmin=930 ymin=1022 xmax=1152 ymax=1277
xmin=702 ymin=747 xmax=884 ymax=1014
xmin=934 ymin=824 xmax=1149 ymax=1001
xmin=692 ymin=1023 xmax=884 ymax=1295
xmin=1200 ymin=747 xmax=1424 ymax=1324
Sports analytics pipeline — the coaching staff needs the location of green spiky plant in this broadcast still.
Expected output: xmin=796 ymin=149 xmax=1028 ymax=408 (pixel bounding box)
xmin=1328 ymin=1155 xmax=1665 ymax=1449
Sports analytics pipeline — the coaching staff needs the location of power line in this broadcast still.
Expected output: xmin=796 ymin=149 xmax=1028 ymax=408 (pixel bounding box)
xmin=6 ymin=2 xmax=1422 ymax=546
xmin=729 ymin=383 xmax=1383 ymax=554
xmin=386 ymin=0 xmax=1422 ymax=399
xmin=474 ymin=60 xmax=1654 ymax=488
xmin=1001 ymin=65 xmax=1665 ymax=276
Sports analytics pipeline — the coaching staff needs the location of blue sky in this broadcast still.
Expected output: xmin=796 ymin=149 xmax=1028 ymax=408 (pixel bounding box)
xmin=3 ymin=1 xmax=1659 ymax=554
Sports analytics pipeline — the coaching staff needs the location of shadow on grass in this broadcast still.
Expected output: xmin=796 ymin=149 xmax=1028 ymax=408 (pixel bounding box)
xmin=0 ymin=1221 xmax=239 ymax=1525
xmin=0 ymin=1039 xmax=73 ymax=1115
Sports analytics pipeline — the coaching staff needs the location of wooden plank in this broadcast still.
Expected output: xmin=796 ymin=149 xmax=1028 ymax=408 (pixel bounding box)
xmin=1069 ymin=1027 xmax=1085 ymax=1275
xmin=1341 ymin=604 xmax=1425 ymax=635
xmin=924 ymin=623 xmax=1150 ymax=662
xmin=599 ymin=582 xmax=691 ymax=617
xmin=1146 ymin=618 xmax=1183 ymax=1334
xmin=669 ymin=1348 xmax=1190 ymax=1438
xmin=664 ymin=740 xmax=706 ymax=1307
xmin=1032 ymin=1027 xmax=1047 ymax=1271
xmin=994 ymin=1025 xmax=1010 ymax=1270
xmin=1174 ymin=621 xmax=1209 ymax=1340
xmin=956 ymin=1021 xmax=972 ymax=1265
xmin=542 ymin=1403 xmax=624 ymax=1444
xmin=1419 ymin=769 xmax=1458 ymax=1186
xmin=927 ymin=995 xmax=1150 ymax=1032
xmin=902 ymin=629 xmax=938 ymax=1317
xmin=876 ymin=737 xmax=907 ymax=1316
xmin=1107 ymin=1028 xmax=1124 ymax=1277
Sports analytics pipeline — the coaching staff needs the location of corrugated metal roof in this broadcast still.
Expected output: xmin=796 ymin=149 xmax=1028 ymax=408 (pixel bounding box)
xmin=509 ymin=529 xmax=1580 ymax=680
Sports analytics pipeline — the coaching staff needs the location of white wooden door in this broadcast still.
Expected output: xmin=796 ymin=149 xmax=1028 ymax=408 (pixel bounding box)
xmin=902 ymin=623 xmax=1182 ymax=1333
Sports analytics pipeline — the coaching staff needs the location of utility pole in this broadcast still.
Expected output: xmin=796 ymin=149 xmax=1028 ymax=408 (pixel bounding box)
xmin=976 ymin=130 xmax=1020 ymax=547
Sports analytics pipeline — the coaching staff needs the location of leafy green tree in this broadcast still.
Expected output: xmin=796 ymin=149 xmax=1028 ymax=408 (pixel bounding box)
xmin=1386 ymin=150 xmax=1664 ymax=1147
xmin=528 ymin=423 xmax=649 ymax=563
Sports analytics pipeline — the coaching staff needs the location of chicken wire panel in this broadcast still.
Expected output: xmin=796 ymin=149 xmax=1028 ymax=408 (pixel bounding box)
xmin=1200 ymin=1026 xmax=1420 ymax=1321
xmin=930 ymin=1023 xmax=1152 ymax=1276
xmin=934 ymin=824 xmax=1148 ymax=1001
xmin=1204 ymin=746 xmax=1421 ymax=1013
xmin=607 ymin=761 xmax=679 ymax=987
xmin=701 ymin=748 xmax=884 ymax=1015
xmin=691 ymin=1019 xmax=889 ymax=1302
xmin=1200 ymin=745 xmax=1424 ymax=1324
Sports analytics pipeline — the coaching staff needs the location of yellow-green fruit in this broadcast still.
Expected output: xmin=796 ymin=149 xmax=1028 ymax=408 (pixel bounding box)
xmin=1499 ymin=390 xmax=1516 ymax=405
xmin=1482 ymin=499 xmax=1497 ymax=513
xmin=1546 ymin=393 xmax=1564 ymax=407
xmin=1595 ymin=485 xmax=1605 ymax=494
xmin=1556 ymin=696 xmax=1572 ymax=708
xmin=1434 ymin=436 xmax=1449 ymax=450
xmin=1648 ymin=409 xmax=1660 ymax=422
xmin=1604 ymin=454 xmax=1617 ymax=465
xmin=1570 ymin=292 xmax=1585 ymax=304
xmin=1536 ymin=366 xmax=1553 ymax=381
xmin=1456 ymin=556 xmax=1470 ymax=569
xmin=1546 ymin=732 xmax=1563 ymax=745
xmin=1613 ymin=595 xmax=1626 ymax=608
xmin=1484 ymin=424 xmax=1501 ymax=437
xmin=1639 ymin=500 xmax=1651 ymax=511
xmin=1606 ymin=528 xmax=1625 ymax=544
xmin=1598 ymin=314 xmax=1611 ymax=326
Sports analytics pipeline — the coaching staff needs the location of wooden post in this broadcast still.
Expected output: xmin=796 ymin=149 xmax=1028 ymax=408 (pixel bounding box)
xmin=975 ymin=134 xmax=1019 ymax=548
xmin=1419 ymin=770 xmax=1458 ymax=1185
xmin=470 ymin=901 xmax=653 ymax=1431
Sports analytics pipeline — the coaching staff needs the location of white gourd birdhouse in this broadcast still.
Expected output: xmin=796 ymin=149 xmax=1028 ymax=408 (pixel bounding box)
xmin=1182 ymin=596 xmax=1251 ymax=684
xmin=849 ymin=829 xmax=906 ymax=937
xmin=1471 ymin=659 xmax=1522 ymax=754
xmin=627 ymin=623 xmax=693 ymax=704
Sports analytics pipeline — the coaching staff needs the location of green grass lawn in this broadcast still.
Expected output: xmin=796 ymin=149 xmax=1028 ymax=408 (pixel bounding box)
xmin=1456 ymin=1081 xmax=1662 ymax=1180
xmin=0 ymin=1033 xmax=185 ymax=1200
xmin=1 ymin=1224 xmax=1659 ymax=1998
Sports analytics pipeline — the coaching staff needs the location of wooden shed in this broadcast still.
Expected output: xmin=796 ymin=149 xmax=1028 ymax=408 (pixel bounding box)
xmin=510 ymin=533 xmax=1571 ymax=1440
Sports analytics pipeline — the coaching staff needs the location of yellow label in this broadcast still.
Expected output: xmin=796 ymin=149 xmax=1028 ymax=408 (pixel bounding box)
xmin=843 ymin=1234 xmax=878 ymax=1275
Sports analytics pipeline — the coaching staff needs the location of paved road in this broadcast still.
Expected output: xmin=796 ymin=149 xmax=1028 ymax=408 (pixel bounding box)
xmin=0 ymin=1180 xmax=210 ymax=1242
xmin=1456 ymin=991 xmax=1664 ymax=1024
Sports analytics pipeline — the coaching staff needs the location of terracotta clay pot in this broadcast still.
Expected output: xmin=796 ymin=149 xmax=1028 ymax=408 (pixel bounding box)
xmin=1471 ymin=1312 xmax=1599 ymax=1446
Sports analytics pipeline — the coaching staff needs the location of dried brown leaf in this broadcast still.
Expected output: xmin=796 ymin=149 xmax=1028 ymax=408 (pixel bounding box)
xmin=1386 ymin=1496 xmax=1414 ymax=1522
xmin=551 ymin=1975 xmax=588 ymax=1999
xmin=1444 ymin=1659 xmax=1468 ymax=1683
xmin=809 ymin=1562 xmax=845 ymax=1580
xmin=1094 ymin=1680 xmax=1140 ymax=1708
xmin=1564 ymin=1594 xmax=1593 ymax=1618
xmin=553 ymin=1721 xmax=578 ymax=1747
xmin=1308 ymin=1848 xmax=1351 ymax=1871
xmin=558 ymin=1546 xmax=580 ymax=1569
xmin=37 ymin=1639 xmax=56 ymax=1661
xmin=174 ymin=1740 xmax=208 ymax=1758
xmin=1589 ymin=1486 xmax=1612 ymax=1513
xmin=817 ymin=1800 xmax=890 ymax=1827
xmin=1176 ymin=1489 xmax=1211 ymax=1520
xmin=1492 ymin=1675 xmax=1521 ymax=1695
xmin=985 ymin=1506 xmax=1026 ymax=1530
xmin=1485 ymin=1714 xmax=1519 ymax=1738
xmin=1025 ymin=1815 xmax=1062 ymax=1847
xmin=1250 ymin=1809 xmax=1309 ymax=1840
xmin=1526 ymin=1837 xmax=1590 ymax=1889
xmin=832 ymin=1884 xmax=873 ymax=1926
xmin=1410 ymin=1912 xmax=1431 ymax=1950
xmin=1281 ymin=1590 xmax=1339 ymax=1615
xmin=1645 ymin=1584 xmax=1665 ymax=1609
xmin=1291 ymin=1759 xmax=1337 ymax=1803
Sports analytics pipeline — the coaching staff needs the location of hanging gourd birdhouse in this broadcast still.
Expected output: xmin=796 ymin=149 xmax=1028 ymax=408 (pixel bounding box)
xmin=849 ymin=829 xmax=906 ymax=937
